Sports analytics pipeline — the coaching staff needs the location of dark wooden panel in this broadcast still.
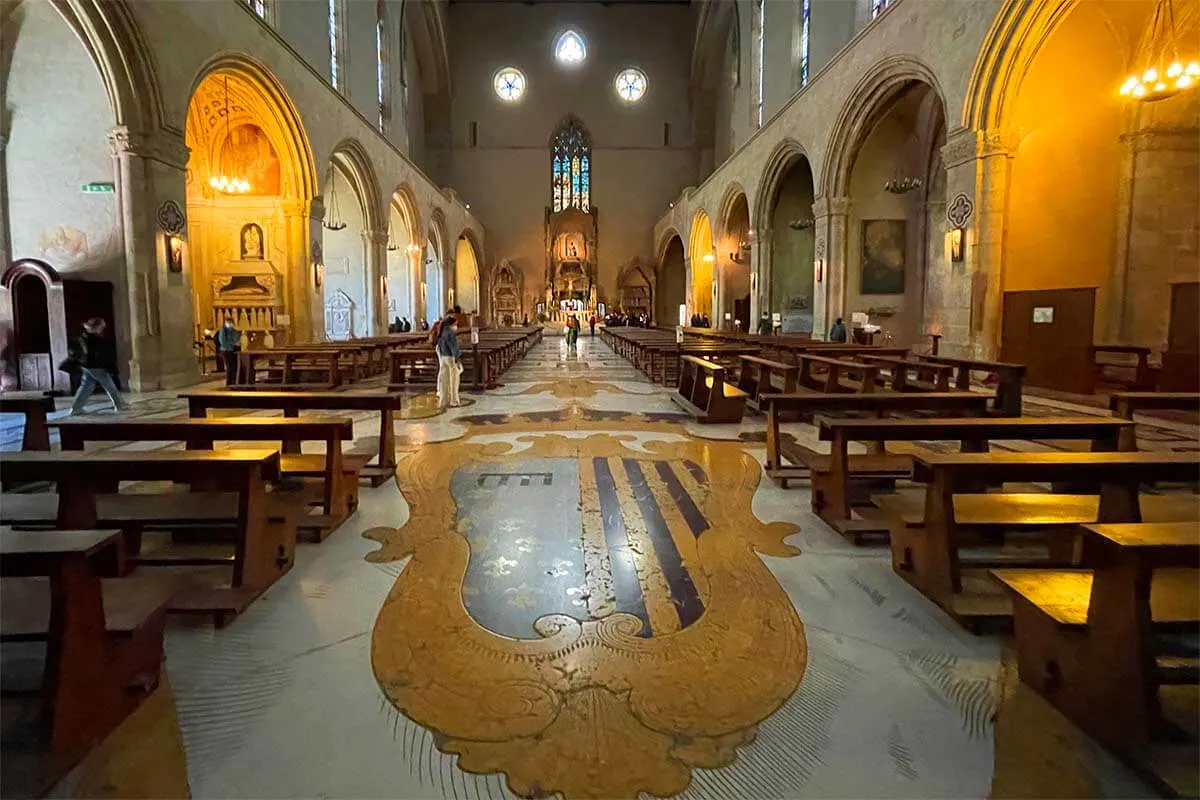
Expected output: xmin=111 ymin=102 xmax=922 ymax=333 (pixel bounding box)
xmin=1161 ymin=282 xmax=1199 ymax=391
xmin=1001 ymin=288 xmax=1095 ymax=393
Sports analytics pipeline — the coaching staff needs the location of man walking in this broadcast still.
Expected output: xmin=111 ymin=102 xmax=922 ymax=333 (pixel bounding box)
xmin=69 ymin=318 xmax=127 ymax=415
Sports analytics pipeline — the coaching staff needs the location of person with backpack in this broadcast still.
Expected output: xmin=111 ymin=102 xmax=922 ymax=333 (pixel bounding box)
xmin=68 ymin=317 xmax=127 ymax=415
xmin=435 ymin=314 xmax=462 ymax=409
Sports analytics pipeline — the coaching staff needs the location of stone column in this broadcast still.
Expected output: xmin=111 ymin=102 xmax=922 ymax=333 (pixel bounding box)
xmin=754 ymin=226 xmax=772 ymax=322
xmin=683 ymin=255 xmax=693 ymax=321
xmin=812 ymin=195 xmax=849 ymax=339
xmin=108 ymin=126 xmax=199 ymax=390
xmin=941 ymin=127 xmax=1017 ymax=359
xmin=280 ymin=198 xmax=317 ymax=344
xmin=0 ymin=125 xmax=11 ymax=268
xmin=362 ymin=228 xmax=388 ymax=335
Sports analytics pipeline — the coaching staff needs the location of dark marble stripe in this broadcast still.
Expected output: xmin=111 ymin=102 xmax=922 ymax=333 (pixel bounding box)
xmin=592 ymin=457 xmax=652 ymax=637
xmin=655 ymin=461 xmax=709 ymax=538
xmin=622 ymin=459 xmax=705 ymax=629
xmin=683 ymin=459 xmax=709 ymax=487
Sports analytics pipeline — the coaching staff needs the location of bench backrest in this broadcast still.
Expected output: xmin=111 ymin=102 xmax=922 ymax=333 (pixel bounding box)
xmin=181 ymin=391 xmax=405 ymax=411
xmin=0 ymin=449 xmax=282 ymax=484
xmin=50 ymin=417 xmax=353 ymax=449
xmin=761 ymin=391 xmax=990 ymax=414
xmin=911 ymin=451 xmax=1200 ymax=486
xmin=817 ymin=415 xmax=1133 ymax=449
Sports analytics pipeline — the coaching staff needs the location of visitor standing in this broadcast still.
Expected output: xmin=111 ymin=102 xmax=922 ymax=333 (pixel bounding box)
xmin=435 ymin=314 xmax=462 ymax=409
xmin=829 ymin=317 xmax=848 ymax=343
xmin=68 ymin=318 xmax=127 ymax=415
xmin=757 ymin=311 xmax=773 ymax=335
xmin=589 ymin=314 xmax=597 ymax=336
xmin=216 ymin=315 xmax=242 ymax=386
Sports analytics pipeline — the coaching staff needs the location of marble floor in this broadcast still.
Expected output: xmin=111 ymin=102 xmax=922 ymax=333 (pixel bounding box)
xmin=5 ymin=334 xmax=1186 ymax=799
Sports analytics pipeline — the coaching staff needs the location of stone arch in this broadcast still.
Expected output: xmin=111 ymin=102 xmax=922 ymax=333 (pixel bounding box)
xmin=424 ymin=208 xmax=449 ymax=321
xmin=385 ymin=184 xmax=422 ymax=325
xmin=656 ymin=233 xmax=686 ymax=326
xmin=688 ymin=210 xmax=715 ymax=321
xmin=820 ymin=56 xmax=947 ymax=199
xmin=49 ymin=0 xmax=163 ymax=134
xmin=718 ymin=190 xmax=752 ymax=327
xmin=655 ymin=226 xmax=684 ymax=267
xmin=617 ymin=261 xmax=655 ymax=321
xmin=189 ymin=54 xmax=319 ymax=202
xmin=454 ymin=230 xmax=482 ymax=314
xmin=184 ymin=57 xmax=320 ymax=344
xmin=754 ymin=138 xmax=810 ymax=227
xmin=716 ymin=182 xmax=751 ymax=241
xmin=322 ymin=139 xmax=383 ymax=337
xmin=328 ymin=139 xmax=383 ymax=234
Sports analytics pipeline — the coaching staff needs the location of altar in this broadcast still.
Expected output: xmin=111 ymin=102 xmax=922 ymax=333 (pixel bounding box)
xmin=544 ymin=206 xmax=598 ymax=322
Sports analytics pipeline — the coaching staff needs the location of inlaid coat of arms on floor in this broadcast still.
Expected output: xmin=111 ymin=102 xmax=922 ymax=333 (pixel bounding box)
xmin=365 ymin=431 xmax=806 ymax=799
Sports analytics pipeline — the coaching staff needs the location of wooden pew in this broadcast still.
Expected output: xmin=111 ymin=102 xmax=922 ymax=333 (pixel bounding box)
xmin=0 ymin=450 xmax=286 ymax=625
xmin=814 ymin=415 xmax=1135 ymax=541
xmin=235 ymin=349 xmax=341 ymax=389
xmin=858 ymin=355 xmax=955 ymax=392
xmin=760 ymin=392 xmax=991 ymax=487
xmin=0 ymin=390 xmax=55 ymax=451
xmin=1 ymin=528 xmax=172 ymax=793
xmin=795 ymin=354 xmax=879 ymax=394
xmin=736 ymin=355 xmax=798 ymax=413
xmin=49 ymin=416 xmax=361 ymax=538
xmin=672 ymin=355 xmax=749 ymax=423
xmin=913 ymin=354 xmax=1026 ymax=416
xmin=1109 ymin=390 xmax=1200 ymax=451
xmin=889 ymin=450 xmax=1200 ymax=627
xmin=993 ymin=522 xmax=1198 ymax=780
xmin=1089 ymin=344 xmax=1156 ymax=393
xmin=179 ymin=390 xmax=405 ymax=487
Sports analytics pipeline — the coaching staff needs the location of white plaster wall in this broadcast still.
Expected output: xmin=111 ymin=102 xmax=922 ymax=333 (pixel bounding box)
xmin=322 ymin=166 xmax=371 ymax=338
xmin=437 ymin=0 xmax=696 ymax=305
xmin=2 ymin=0 xmax=120 ymax=279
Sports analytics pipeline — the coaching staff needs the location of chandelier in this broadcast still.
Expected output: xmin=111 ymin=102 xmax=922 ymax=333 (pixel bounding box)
xmin=1119 ymin=0 xmax=1199 ymax=101
xmin=884 ymin=177 xmax=922 ymax=195
xmin=322 ymin=164 xmax=347 ymax=231
xmin=209 ymin=76 xmax=252 ymax=194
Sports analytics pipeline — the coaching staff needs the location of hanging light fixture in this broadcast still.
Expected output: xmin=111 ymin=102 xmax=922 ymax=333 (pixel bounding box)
xmin=209 ymin=76 xmax=252 ymax=195
xmin=1119 ymin=0 xmax=1199 ymax=101
xmin=323 ymin=164 xmax=347 ymax=231
xmin=386 ymin=218 xmax=399 ymax=252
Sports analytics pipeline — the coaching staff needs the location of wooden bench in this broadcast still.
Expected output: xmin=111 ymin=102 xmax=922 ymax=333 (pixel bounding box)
xmin=859 ymin=355 xmax=955 ymax=392
xmin=235 ymin=349 xmax=342 ymax=389
xmin=994 ymin=521 xmax=1198 ymax=785
xmin=1 ymin=528 xmax=172 ymax=793
xmin=179 ymin=390 xmax=405 ymax=487
xmin=0 ymin=390 xmax=56 ymax=451
xmin=0 ymin=450 xmax=287 ymax=625
xmin=814 ymin=415 xmax=1134 ymax=541
xmin=1089 ymin=344 xmax=1156 ymax=393
xmin=795 ymin=353 xmax=879 ymax=394
xmin=671 ymin=355 xmax=749 ymax=423
xmin=913 ymin=354 xmax=1026 ymax=416
xmin=1109 ymin=390 xmax=1200 ymax=451
xmin=736 ymin=355 xmax=798 ymax=413
xmin=760 ymin=391 xmax=991 ymax=487
xmin=888 ymin=451 xmax=1200 ymax=627
xmin=49 ymin=416 xmax=363 ymax=538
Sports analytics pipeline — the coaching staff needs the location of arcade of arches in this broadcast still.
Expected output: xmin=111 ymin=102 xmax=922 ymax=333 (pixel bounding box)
xmin=0 ymin=0 xmax=1199 ymax=798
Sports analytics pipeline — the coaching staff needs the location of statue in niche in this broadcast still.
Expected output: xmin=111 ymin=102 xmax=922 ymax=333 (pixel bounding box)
xmin=240 ymin=223 xmax=264 ymax=260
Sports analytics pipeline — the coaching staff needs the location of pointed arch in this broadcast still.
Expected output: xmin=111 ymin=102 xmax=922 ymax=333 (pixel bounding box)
xmin=549 ymin=115 xmax=592 ymax=212
xmin=390 ymin=183 xmax=422 ymax=244
xmin=820 ymin=56 xmax=946 ymax=198
xmin=754 ymin=138 xmax=809 ymax=227
xmin=329 ymin=138 xmax=383 ymax=233
xmin=189 ymin=54 xmax=319 ymax=203
xmin=716 ymin=182 xmax=750 ymax=241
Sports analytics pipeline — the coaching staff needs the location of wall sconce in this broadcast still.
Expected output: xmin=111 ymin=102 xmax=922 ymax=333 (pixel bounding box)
xmin=381 ymin=275 xmax=388 ymax=295
xmin=313 ymin=262 xmax=325 ymax=288
xmin=948 ymin=227 xmax=965 ymax=263
xmin=788 ymin=218 xmax=814 ymax=230
xmin=165 ymin=233 xmax=185 ymax=273
xmin=702 ymin=252 xmax=715 ymax=263
xmin=421 ymin=281 xmax=428 ymax=299
xmin=406 ymin=243 xmax=420 ymax=255
xmin=815 ymin=258 xmax=824 ymax=283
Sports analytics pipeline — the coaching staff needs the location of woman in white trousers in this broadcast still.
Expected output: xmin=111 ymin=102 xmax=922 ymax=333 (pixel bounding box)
xmin=435 ymin=315 xmax=462 ymax=409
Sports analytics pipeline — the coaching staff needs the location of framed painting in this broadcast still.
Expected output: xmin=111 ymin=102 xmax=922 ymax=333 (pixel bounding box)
xmin=860 ymin=219 xmax=906 ymax=295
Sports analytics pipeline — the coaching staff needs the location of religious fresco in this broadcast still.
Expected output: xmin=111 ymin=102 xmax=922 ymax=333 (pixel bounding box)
xmin=219 ymin=124 xmax=280 ymax=196
xmin=860 ymin=219 xmax=906 ymax=295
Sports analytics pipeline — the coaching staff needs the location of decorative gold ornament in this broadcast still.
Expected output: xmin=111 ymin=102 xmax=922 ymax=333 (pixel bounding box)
xmin=366 ymin=431 xmax=806 ymax=799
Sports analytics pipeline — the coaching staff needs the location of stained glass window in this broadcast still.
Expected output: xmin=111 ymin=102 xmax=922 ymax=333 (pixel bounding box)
xmin=614 ymin=68 xmax=648 ymax=102
xmin=376 ymin=0 xmax=388 ymax=130
xmin=329 ymin=0 xmax=343 ymax=90
xmin=550 ymin=118 xmax=591 ymax=212
xmin=872 ymin=0 xmax=890 ymax=19
xmin=755 ymin=0 xmax=765 ymax=127
xmin=246 ymin=0 xmax=266 ymax=18
xmin=493 ymin=67 xmax=526 ymax=101
xmin=555 ymin=30 xmax=586 ymax=65
xmin=800 ymin=0 xmax=811 ymax=86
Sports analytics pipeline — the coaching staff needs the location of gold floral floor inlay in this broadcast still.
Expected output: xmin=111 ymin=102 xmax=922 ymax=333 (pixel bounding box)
xmin=366 ymin=431 xmax=806 ymax=799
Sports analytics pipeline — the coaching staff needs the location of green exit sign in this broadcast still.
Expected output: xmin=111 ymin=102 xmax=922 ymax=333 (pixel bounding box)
xmin=81 ymin=182 xmax=115 ymax=194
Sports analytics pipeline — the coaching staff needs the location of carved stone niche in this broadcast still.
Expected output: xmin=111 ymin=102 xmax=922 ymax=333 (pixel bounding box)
xmin=617 ymin=261 xmax=655 ymax=319
xmin=209 ymin=257 xmax=285 ymax=348
xmin=490 ymin=260 xmax=524 ymax=326
xmin=545 ymin=205 xmax=598 ymax=315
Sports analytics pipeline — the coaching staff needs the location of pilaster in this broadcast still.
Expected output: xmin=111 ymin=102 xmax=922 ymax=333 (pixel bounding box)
xmin=812 ymin=195 xmax=850 ymax=339
xmin=362 ymin=228 xmax=388 ymax=334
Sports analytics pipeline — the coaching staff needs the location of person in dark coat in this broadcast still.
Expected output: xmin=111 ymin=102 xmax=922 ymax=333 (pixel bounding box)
xmin=69 ymin=318 xmax=127 ymax=415
xmin=829 ymin=317 xmax=848 ymax=343
xmin=216 ymin=315 xmax=242 ymax=386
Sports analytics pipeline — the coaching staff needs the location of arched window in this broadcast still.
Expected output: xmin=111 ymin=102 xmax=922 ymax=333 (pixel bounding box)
xmin=550 ymin=117 xmax=590 ymax=212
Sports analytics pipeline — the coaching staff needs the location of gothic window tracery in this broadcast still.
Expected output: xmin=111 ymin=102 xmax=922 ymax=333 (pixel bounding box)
xmin=551 ymin=118 xmax=590 ymax=212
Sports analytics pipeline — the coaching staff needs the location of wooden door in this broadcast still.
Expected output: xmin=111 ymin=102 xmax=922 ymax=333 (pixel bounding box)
xmin=1001 ymin=288 xmax=1096 ymax=393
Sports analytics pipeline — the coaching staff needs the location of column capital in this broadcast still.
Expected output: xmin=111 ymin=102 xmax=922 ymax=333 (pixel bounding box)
xmin=813 ymin=196 xmax=850 ymax=218
xmin=107 ymin=125 xmax=190 ymax=170
xmin=942 ymin=127 xmax=1021 ymax=167
xmin=362 ymin=229 xmax=389 ymax=245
